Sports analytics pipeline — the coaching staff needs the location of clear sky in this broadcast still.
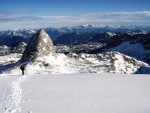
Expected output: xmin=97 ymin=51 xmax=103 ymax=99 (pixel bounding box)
xmin=0 ymin=0 xmax=150 ymax=30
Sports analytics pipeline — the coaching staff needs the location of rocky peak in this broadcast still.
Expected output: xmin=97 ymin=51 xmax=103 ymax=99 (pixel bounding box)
xmin=20 ymin=29 xmax=54 ymax=63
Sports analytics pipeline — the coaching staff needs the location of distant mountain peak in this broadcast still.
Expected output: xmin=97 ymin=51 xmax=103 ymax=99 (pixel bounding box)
xmin=20 ymin=29 xmax=54 ymax=63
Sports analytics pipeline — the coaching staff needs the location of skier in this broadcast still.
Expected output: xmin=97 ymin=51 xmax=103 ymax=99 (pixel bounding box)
xmin=20 ymin=65 xmax=26 ymax=75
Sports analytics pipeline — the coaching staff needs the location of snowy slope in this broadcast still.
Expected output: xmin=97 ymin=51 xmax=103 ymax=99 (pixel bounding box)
xmin=108 ymin=42 xmax=150 ymax=61
xmin=0 ymin=51 xmax=149 ymax=74
xmin=21 ymin=74 xmax=150 ymax=113
xmin=1 ymin=74 xmax=150 ymax=113
xmin=0 ymin=74 xmax=26 ymax=113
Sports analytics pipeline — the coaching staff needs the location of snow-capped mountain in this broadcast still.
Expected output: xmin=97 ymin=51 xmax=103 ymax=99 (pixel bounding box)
xmin=54 ymin=32 xmax=115 ymax=45
xmin=54 ymin=32 xmax=95 ymax=45
xmin=0 ymin=35 xmax=27 ymax=47
xmin=0 ymin=24 xmax=150 ymax=46
xmin=67 ymin=24 xmax=150 ymax=33
xmin=0 ymin=29 xmax=37 ymax=38
xmin=0 ymin=28 xmax=63 ymax=47
xmin=106 ymin=33 xmax=150 ymax=64
xmin=54 ymin=32 xmax=150 ymax=65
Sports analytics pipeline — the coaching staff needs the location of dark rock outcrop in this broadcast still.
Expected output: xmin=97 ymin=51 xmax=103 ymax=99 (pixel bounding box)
xmin=20 ymin=29 xmax=53 ymax=63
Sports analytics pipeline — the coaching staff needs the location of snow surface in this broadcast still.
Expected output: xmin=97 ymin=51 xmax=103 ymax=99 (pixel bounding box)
xmin=0 ymin=74 xmax=150 ymax=113
xmin=108 ymin=42 xmax=150 ymax=60
xmin=0 ymin=74 xmax=26 ymax=113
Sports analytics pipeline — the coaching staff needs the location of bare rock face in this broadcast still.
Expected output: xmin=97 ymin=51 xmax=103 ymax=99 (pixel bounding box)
xmin=21 ymin=29 xmax=53 ymax=63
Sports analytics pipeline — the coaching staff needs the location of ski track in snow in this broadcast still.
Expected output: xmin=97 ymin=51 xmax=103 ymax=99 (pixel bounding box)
xmin=1 ymin=75 xmax=26 ymax=113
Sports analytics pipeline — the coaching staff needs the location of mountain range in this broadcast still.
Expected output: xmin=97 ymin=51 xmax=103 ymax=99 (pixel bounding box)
xmin=0 ymin=24 xmax=150 ymax=46
xmin=0 ymin=25 xmax=150 ymax=74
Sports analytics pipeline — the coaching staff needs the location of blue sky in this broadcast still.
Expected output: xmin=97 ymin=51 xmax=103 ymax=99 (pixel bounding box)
xmin=0 ymin=0 xmax=150 ymax=30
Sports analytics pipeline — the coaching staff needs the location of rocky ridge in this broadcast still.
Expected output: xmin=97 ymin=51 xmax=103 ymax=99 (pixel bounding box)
xmin=20 ymin=29 xmax=54 ymax=63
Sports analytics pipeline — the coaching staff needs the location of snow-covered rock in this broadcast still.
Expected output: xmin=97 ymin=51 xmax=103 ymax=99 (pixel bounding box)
xmin=106 ymin=33 xmax=150 ymax=64
xmin=1 ymin=51 xmax=149 ymax=74
xmin=12 ymin=42 xmax=27 ymax=54
xmin=73 ymin=52 xmax=149 ymax=74
xmin=108 ymin=42 xmax=150 ymax=62
xmin=104 ymin=52 xmax=148 ymax=74
xmin=20 ymin=29 xmax=54 ymax=63
xmin=0 ymin=45 xmax=11 ymax=56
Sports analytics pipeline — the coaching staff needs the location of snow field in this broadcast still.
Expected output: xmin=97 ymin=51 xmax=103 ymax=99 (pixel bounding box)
xmin=20 ymin=74 xmax=150 ymax=113
xmin=0 ymin=75 xmax=26 ymax=113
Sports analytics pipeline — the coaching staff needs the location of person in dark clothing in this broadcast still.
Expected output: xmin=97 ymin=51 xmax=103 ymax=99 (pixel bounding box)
xmin=20 ymin=66 xmax=25 ymax=75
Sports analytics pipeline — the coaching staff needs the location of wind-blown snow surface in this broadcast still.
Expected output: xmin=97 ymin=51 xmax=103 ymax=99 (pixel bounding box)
xmin=1 ymin=74 xmax=150 ymax=113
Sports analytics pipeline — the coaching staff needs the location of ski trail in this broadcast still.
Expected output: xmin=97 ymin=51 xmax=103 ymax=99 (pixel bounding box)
xmin=2 ymin=76 xmax=27 ymax=113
